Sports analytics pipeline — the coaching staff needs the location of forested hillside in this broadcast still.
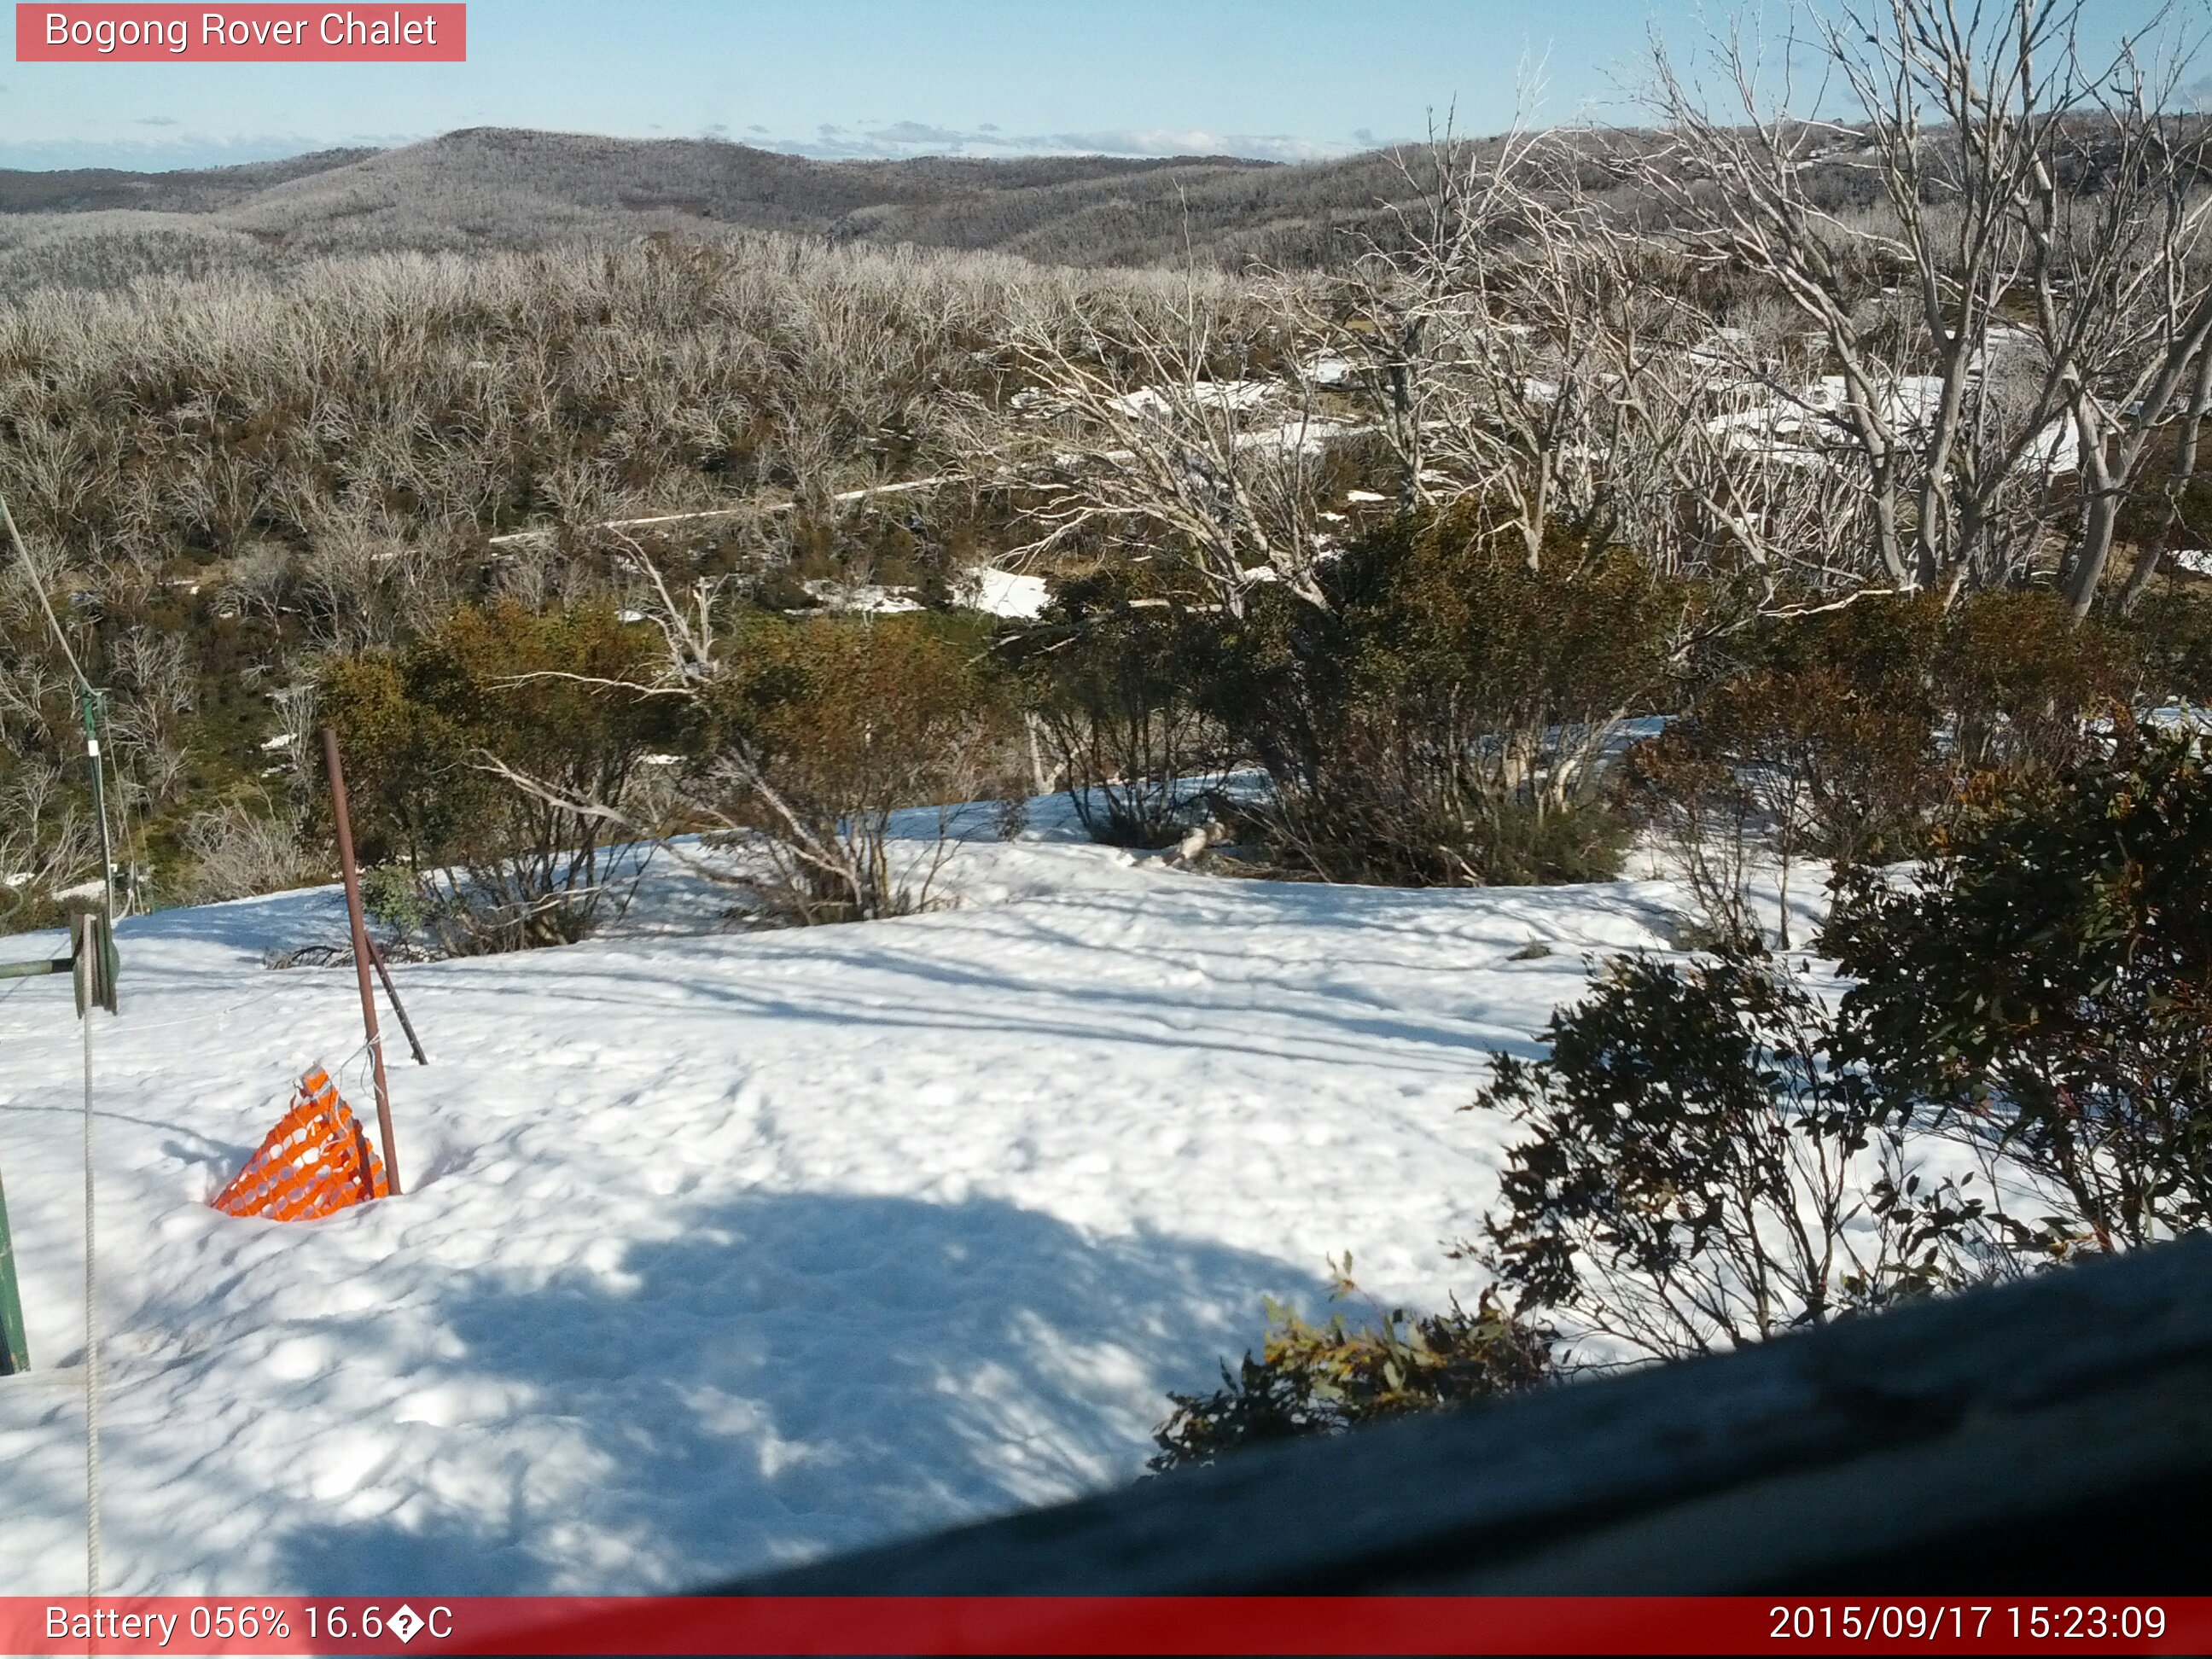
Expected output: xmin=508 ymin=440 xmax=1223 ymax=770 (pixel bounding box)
xmin=0 ymin=128 xmax=1414 ymax=292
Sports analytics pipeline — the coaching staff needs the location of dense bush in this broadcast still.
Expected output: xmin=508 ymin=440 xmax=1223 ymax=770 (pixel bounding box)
xmin=1473 ymin=734 xmax=2212 ymax=1363
xmin=1479 ymin=950 xmax=1918 ymax=1358
xmin=0 ymin=231 xmax=1276 ymax=928
xmin=1829 ymin=730 xmax=2212 ymax=1250
xmin=692 ymin=612 xmax=1010 ymax=924
xmin=0 ymin=235 xmax=1243 ymax=575
xmin=1150 ymin=1267 xmax=1556 ymax=1470
xmin=318 ymin=601 xmax=679 ymax=953
xmin=1932 ymin=591 xmax=2133 ymax=780
xmin=2127 ymin=581 xmax=2212 ymax=708
xmin=1004 ymin=564 xmax=1229 ymax=847
xmin=1204 ymin=510 xmax=1672 ymax=886
xmin=1627 ymin=589 xmax=2134 ymax=945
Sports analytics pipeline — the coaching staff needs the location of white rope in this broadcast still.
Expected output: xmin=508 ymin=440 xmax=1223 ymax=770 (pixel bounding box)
xmin=81 ymin=975 xmax=101 ymax=1598
xmin=335 ymin=1032 xmax=386 ymax=1123
xmin=333 ymin=1028 xmax=378 ymax=1086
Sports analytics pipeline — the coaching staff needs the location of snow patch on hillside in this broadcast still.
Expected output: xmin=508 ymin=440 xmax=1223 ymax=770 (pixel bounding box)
xmin=960 ymin=568 xmax=1050 ymax=620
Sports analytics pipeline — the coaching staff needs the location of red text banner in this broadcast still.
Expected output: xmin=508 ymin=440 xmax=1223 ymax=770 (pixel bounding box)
xmin=16 ymin=4 xmax=464 ymax=61
xmin=0 ymin=1596 xmax=2204 ymax=1656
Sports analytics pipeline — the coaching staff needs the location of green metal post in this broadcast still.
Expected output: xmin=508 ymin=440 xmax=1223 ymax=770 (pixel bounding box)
xmin=0 ymin=1158 xmax=27 ymax=1373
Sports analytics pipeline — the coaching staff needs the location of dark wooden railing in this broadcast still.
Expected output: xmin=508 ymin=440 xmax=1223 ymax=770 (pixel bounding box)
xmin=734 ymin=1236 xmax=2212 ymax=1595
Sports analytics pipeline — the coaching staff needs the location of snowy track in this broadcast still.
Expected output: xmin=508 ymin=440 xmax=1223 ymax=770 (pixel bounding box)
xmin=0 ymin=828 xmax=1685 ymax=1592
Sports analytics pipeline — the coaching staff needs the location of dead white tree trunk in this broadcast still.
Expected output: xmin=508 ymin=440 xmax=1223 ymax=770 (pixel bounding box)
xmin=1644 ymin=0 xmax=2212 ymax=614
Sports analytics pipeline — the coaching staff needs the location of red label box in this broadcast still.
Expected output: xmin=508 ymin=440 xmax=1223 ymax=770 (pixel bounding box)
xmin=0 ymin=1596 xmax=2207 ymax=1656
xmin=16 ymin=3 xmax=464 ymax=61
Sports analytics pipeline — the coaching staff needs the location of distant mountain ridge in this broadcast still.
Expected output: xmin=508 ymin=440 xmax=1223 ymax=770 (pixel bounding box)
xmin=0 ymin=146 xmax=376 ymax=214
xmin=0 ymin=127 xmax=1439 ymax=291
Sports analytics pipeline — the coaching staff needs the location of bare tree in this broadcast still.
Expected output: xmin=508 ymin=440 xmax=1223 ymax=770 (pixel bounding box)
xmin=0 ymin=757 xmax=96 ymax=910
xmin=1319 ymin=115 xmax=1901 ymax=609
xmin=1342 ymin=125 xmax=1706 ymax=569
xmin=1644 ymin=0 xmax=2212 ymax=612
xmin=485 ymin=539 xmax=993 ymax=928
xmin=986 ymin=269 xmax=1342 ymax=614
xmin=174 ymin=793 xmax=318 ymax=905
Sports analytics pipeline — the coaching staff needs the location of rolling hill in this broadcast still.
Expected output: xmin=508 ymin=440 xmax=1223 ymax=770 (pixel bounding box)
xmin=0 ymin=128 xmax=1437 ymax=291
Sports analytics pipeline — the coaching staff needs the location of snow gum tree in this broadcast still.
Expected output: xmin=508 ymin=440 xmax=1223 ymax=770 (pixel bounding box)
xmin=1644 ymin=0 xmax=2212 ymax=613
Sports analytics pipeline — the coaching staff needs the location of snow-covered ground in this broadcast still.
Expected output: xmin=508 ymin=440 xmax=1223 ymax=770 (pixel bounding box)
xmin=959 ymin=568 xmax=1050 ymax=620
xmin=0 ymin=806 xmax=1703 ymax=1594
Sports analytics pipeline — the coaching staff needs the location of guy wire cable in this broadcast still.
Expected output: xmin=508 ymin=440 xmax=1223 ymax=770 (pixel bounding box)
xmin=3 ymin=484 xmax=110 ymax=1593
xmin=0 ymin=491 xmax=89 ymax=689
xmin=80 ymin=930 xmax=100 ymax=1597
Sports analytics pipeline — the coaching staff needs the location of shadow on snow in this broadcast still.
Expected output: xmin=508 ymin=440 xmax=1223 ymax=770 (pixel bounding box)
xmin=210 ymin=1190 xmax=1334 ymax=1593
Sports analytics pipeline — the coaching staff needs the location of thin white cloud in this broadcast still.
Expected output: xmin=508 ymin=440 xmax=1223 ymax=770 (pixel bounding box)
xmin=768 ymin=120 xmax=1365 ymax=163
xmin=0 ymin=118 xmax=1386 ymax=177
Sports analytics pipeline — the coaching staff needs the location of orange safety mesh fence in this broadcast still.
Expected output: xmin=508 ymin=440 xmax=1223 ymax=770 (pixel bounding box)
xmin=210 ymin=1067 xmax=390 ymax=1221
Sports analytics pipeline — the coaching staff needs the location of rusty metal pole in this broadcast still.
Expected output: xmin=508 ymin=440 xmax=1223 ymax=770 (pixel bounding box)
xmin=368 ymin=940 xmax=429 ymax=1067
xmin=321 ymin=726 xmax=402 ymax=1196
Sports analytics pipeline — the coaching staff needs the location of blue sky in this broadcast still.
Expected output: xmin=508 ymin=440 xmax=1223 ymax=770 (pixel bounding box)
xmin=0 ymin=0 xmax=2188 ymax=172
xmin=0 ymin=0 xmax=1700 ymax=169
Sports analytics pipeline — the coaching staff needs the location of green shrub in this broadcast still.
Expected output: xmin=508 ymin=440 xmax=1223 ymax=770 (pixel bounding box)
xmin=1930 ymin=591 xmax=2130 ymax=781
xmin=360 ymin=861 xmax=427 ymax=942
xmin=1150 ymin=1265 xmax=1556 ymax=1471
xmin=318 ymin=601 xmax=680 ymax=953
xmin=1202 ymin=509 xmax=1672 ymax=886
xmin=2126 ymin=582 xmax=2212 ymax=708
xmin=1477 ymin=950 xmax=1887 ymax=1358
xmin=1478 ymin=736 xmax=2212 ymax=1360
xmin=1628 ymin=589 xmax=2133 ymax=944
xmin=695 ymin=612 xmax=1010 ymax=924
xmin=1828 ymin=729 xmax=2212 ymax=1251
xmin=1471 ymin=942 xmax=2064 ymax=1359
xmin=1004 ymin=564 xmax=1228 ymax=848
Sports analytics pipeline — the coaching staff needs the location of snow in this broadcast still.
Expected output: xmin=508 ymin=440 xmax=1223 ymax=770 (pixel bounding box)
xmin=1706 ymin=376 xmax=2078 ymax=476
xmin=2017 ymin=416 xmax=2080 ymax=477
xmin=1106 ymin=381 xmax=1275 ymax=420
xmin=2147 ymin=702 xmax=2212 ymax=732
xmin=800 ymin=580 xmax=924 ymax=616
xmin=960 ymin=568 xmax=1050 ymax=620
xmin=0 ymin=809 xmax=1700 ymax=1594
xmin=1233 ymin=418 xmax=1367 ymax=455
